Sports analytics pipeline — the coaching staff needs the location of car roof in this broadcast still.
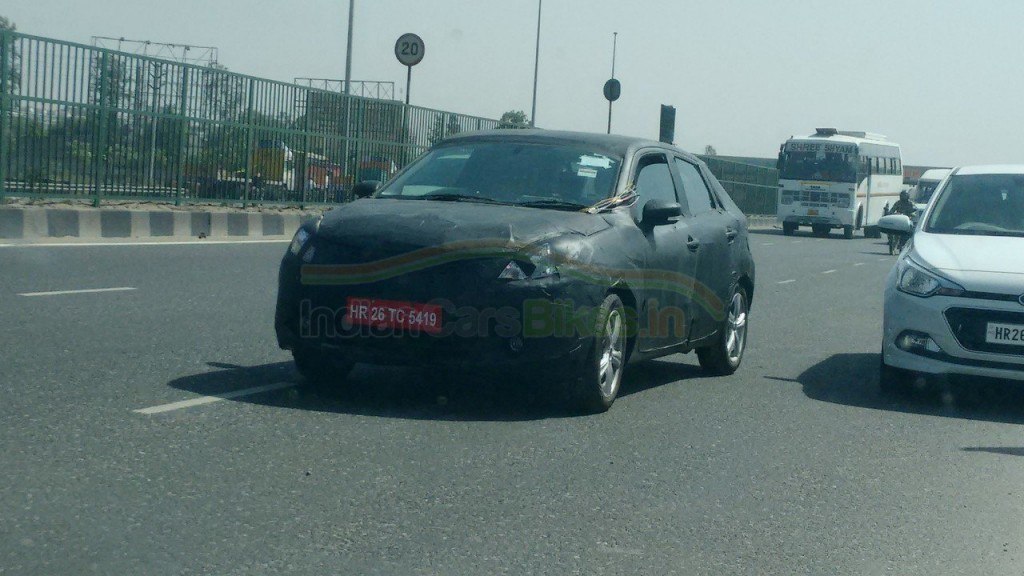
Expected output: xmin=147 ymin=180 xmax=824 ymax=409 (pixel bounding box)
xmin=954 ymin=165 xmax=1024 ymax=176
xmin=440 ymin=129 xmax=696 ymax=161
xmin=919 ymin=168 xmax=951 ymax=181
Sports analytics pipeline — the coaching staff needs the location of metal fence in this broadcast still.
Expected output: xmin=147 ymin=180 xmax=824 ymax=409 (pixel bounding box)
xmin=698 ymin=155 xmax=778 ymax=215
xmin=0 ymin=31 xmax=501 ymax=206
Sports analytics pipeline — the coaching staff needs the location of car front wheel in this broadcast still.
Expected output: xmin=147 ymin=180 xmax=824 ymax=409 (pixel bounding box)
xmin=293 ymin=348 xmax=354 ymax=391
xmin=697 ymin=286 xmax=749 ymax=375
xmin=569 ymin=294 xmax=627 ymax=414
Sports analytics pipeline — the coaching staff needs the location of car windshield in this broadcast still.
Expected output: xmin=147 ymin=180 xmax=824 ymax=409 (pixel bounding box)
xmin=779 ymin=149 xmax=858 ymax=182
xmin=378 ymin=142 xmax=621 ymax=208
xmin=913 ymin=181 xmax=940 ymax=204
xmin=926 ymin=173 xmax=1024 ymax=236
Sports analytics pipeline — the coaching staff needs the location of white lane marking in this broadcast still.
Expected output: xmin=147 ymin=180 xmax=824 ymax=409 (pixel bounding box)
xmin=792 ymin=240 xmax=803 ymax=244
xmin=822 ymin=269 xmax=837 ymax=274
xmin=19 ymin=286 xmax=137 ymax=297
xmin=854 ymin=262 xmax=865 ymax=267
xmin=777 ymin=279 xmax=796 ymax=284
xmin=880 ymin=257 xmax=890 ymax=261
xmin=0 ymin=239 xmax=290 ymax=248
xmin=134 ymin=382 xmax=297 ymax=415
xmin=762 ymin=242 xmax=775 ymax=246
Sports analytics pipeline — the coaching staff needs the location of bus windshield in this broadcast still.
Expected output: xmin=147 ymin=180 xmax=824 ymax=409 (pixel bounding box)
xmin=779 ymin=149 xmax=857 ymax=183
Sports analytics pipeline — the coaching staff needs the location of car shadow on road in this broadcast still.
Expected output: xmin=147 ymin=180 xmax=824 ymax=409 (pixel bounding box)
xmin=166 ymin=357 xmax=692 ymax=422
xmin=790 ymin=352 xmax=1024 ymax=426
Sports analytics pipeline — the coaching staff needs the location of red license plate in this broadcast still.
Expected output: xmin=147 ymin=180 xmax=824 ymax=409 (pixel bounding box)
xmin=346 ymin=298 xmax=443 ymax=334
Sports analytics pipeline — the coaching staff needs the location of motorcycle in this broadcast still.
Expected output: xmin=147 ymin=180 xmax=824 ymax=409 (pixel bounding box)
xmin=878 ymin=213 xmax=914 ymax=255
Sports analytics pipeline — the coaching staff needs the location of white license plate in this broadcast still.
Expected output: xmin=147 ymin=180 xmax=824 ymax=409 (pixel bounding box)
xmin=985 ymin=322 xmax=1024 ymax=346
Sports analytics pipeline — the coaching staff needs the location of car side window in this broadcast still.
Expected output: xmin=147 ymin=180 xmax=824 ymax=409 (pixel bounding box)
xmin=633 ymin=154 xmax=678 ymax=209
xmin=675 ymin=158 xmax=715 ymax=216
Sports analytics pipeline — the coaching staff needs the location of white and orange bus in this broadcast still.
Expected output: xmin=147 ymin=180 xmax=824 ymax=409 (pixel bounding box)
xmin=777 ymin=128 xmax=903 ymax=239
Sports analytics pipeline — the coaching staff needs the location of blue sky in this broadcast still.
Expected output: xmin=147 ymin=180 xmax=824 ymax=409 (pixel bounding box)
xmin=6 ymin=0 xmax=1023 ymax=166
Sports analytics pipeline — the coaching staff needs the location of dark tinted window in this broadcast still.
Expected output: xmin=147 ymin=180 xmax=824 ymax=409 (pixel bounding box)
xmin=926 ymin=173 xmax=1024 ymax=236
xmin=675 ymin=158 xmax=715 ymax=215
xmin=634 ymin=154 xmax=678 ymax=208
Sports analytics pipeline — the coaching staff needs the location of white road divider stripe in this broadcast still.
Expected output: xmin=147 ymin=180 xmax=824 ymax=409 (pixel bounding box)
xmin=822 ymin=269 xmax=837 ymax=274
xmin=19 ymin=287 xmax=137 ymax=297
xmin=134 ymin=382 xmax=297 ymax=415
xmin=0 ymin=239 xmax=290 ymax=249
xmin=777 ymin=279 xmax=796 ymax=284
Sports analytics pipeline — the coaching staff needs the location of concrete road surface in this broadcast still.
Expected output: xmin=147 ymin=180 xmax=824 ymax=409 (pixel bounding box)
xmin=2 ymin=231 xmax=1023 ymax=575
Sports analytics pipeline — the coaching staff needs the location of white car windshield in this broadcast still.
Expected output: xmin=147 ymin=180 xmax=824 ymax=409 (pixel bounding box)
xmin=926 ymin=173 xmax=1024 ymax=237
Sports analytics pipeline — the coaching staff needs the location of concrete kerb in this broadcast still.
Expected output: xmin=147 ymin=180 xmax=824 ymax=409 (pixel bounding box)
xmin=0 ymin=205 xmax=322 ymax=241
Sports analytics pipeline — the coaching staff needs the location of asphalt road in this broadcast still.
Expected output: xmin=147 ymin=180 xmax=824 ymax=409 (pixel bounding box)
xmin=2 ymin=231 xmax=1024 ymax=575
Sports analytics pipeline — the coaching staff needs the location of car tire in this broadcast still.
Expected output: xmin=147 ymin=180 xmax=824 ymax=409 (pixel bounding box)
xmin=569 ymin=294 xmax=627 ymax=414
xmin=879 ymin=355 xmax=914 ymax=396
xmin=696 ymin=285 xmax=749 ymax=376
xmin=293 ymin=348 xmax=354 ymax=391
xmin=811 ymin=224 xmax=830 ymax=237
xmin=843 ymin=224 xmax=854 ymax=239
xmin=782 ymin=222 xmax=797 ymax=236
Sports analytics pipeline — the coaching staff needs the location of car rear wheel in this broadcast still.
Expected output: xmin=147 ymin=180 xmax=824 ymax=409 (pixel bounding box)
xmin=697 ymin=286 xmax=748 ymax=375
xmin=293 ymin=348 xmax=354 ymax=391
xmin=569 ymin=294 xmax=627 ymax=414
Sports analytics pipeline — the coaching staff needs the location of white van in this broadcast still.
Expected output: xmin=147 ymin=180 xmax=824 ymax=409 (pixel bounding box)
xmin=911 ymin=168 xmax=951 ymax=211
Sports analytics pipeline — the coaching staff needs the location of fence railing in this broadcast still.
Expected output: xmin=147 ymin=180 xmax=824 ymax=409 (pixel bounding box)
xmin=0 ymin=30 xmax=501 ymax=207
xmin=0 ymin=31 xmax=780 ymax=213
xmin=698 ymin=155 xmax=778 ymax=215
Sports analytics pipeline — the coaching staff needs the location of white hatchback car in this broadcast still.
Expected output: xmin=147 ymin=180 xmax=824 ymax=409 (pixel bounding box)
xmin=881 ymin=165 xmax=1024 ymax=392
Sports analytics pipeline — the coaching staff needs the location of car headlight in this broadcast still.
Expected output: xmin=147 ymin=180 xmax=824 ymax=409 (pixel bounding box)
xmin=497 ymin=243 xmax=560 ymax=281
xmin=897 ymin=257 xmax=964 ymax=297
xmin=289 ymin=228 xmax=310 ymax=256
xmin=289 ymin=215 xmax=322 ymax=256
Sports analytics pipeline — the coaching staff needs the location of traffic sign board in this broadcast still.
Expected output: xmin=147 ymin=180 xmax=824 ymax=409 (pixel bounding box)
xmin=603 ymin=79 xmax=621 ymax=102
xmin=395 ymin=33 xmax=425 ymax=67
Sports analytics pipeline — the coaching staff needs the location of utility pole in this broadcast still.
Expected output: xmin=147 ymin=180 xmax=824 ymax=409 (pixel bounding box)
xmin=344 ymin=0 xmax=354 ymax=95
xmin=148 ymin=62 xmax=164 ymax=186
xmin=530 ymin=0 xmax=542 ymax=126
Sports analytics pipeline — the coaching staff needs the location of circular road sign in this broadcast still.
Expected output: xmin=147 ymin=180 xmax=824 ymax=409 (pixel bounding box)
xmin=603 ymin=78 xmax=621 ymax=102
xmin=395 ymin=33 xmax=425 ymax=67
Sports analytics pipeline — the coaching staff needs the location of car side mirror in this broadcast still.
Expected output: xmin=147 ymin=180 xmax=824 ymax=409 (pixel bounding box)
xmin=642 ymin=199 xmax=683 ymax=227
xmin=352 ymin=180 xmax=380 ymax=199
xmin=877 ymin=214 xmax=915 ymax=236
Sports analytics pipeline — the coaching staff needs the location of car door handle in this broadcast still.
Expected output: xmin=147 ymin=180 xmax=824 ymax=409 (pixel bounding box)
xmin=725 ymin=228 xmax=738 ymax=242
xmin=686 ymin=236 xmax=700 ymax=252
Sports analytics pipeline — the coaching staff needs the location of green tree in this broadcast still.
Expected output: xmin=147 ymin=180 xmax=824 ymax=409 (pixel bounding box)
xmin=497 ymin=110 xmax=530 ymax=129
xmin=704 ymin=145 xmax=717 ymax=156
xmin=0 ymin=16 xmax=19 ymax=92
xmin=445 ymin=114 xmax=461 ymax=138
xmin=428 ymin=113 xmax=446 ymax=145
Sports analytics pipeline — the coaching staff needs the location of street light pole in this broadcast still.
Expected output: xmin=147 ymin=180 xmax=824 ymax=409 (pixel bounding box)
xmin=530 ymin=0 xmax=542 ymax=127
xmin=344 ymin=0 xmax=354 ymax=95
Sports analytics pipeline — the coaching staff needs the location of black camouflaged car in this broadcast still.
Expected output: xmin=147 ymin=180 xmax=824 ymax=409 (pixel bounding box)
xmin=276 ymin=130 xmax=755 ymax=413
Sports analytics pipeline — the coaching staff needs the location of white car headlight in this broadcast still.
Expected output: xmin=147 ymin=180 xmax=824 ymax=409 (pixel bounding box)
xmin=897 ymin=257 xmax=964 ymax=298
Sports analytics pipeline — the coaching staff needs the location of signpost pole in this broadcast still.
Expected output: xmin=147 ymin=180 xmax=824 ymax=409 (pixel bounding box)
xmin=405 ymin=65 xmax=411 ymax=106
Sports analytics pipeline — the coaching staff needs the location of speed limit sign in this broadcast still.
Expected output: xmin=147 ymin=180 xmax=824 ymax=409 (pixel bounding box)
xmin=395 ymin=33 xmax=425 ymax=67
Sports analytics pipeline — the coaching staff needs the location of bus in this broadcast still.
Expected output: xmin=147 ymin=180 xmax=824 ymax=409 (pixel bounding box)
xmin=776 ymin=128 xmax=903 ymax=239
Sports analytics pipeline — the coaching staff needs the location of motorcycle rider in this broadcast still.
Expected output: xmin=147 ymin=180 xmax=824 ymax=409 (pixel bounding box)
xmin=890 ymin=190 xmax=915 ymax=217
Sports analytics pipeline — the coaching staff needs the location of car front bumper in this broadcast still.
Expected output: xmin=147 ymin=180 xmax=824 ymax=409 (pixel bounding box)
xmin=274 ymin=254 xmax=602 ymax=371
xmin=882 ymin=274 xmax=1024 ymax=382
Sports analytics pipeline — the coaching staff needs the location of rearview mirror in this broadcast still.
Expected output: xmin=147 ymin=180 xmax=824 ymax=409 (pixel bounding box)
xmin=642 ymin=199 xmax=683 ymax=227
xmin=877 ymin=214 xmax=914 ymax=236
xmin=352 ymin=180 xmax=380 ymax=199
